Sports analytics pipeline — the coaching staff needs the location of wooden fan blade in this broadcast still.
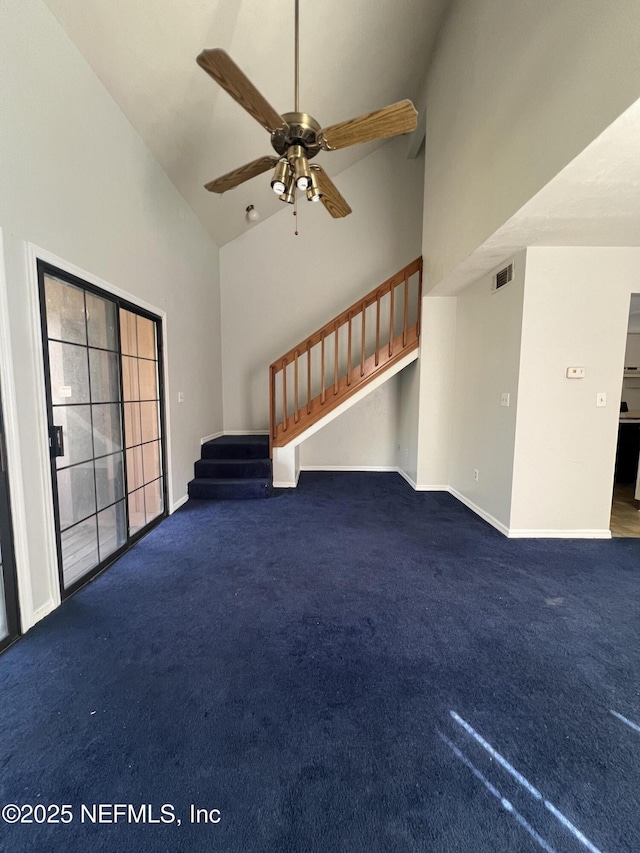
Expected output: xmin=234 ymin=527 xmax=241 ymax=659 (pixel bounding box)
xmin=197 ymin=48 xmax=286 ymax=134
xmin=311 ymin=166 xmax=352 ymax=218
xmin=205 ymin=156 xmax=279 ymax=193
xmin=319 ymin=99 xmax=418 ymax=150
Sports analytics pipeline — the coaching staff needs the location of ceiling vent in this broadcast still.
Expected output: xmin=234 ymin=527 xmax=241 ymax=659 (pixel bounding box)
xmin=493 ymin=262 xmax=514 ymax=293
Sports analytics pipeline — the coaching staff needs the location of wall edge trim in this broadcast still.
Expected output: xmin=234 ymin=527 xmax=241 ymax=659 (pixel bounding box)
xmin=507 ymin=528 xmax=612 ymax=539
xmin=171 ymin=494 xmax=189 ymax=513
xmin=448 ymin=487 xmax=510 ymax=537
xmin=201 ymin=432 xmax=224 ymax=445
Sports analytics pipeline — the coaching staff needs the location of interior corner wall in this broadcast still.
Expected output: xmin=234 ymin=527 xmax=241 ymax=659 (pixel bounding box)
xmin=219 ymin=138 xmax=424 ymax=466
xmin=395 ymin=361 xmax=421 ymax=483
xmin=510 ymin=247 xmax=640 ymax=535
xmin=0 ymin=0 xmax=223 ymax=624
xmin=415 ymin=296 xmax=457 ymax=488
xmin=420 ymin=0 xmax=640 ymax=289
xmin=448 ymin=253 xmax=526 ymax=530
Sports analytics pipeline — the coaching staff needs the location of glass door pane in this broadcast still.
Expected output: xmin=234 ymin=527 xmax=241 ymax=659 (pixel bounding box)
xmin=39 ymin=263 xmax=167 ymax=598
xmin=121 ymin=309 xmax=164 ymax=533
xmin=43 ymin=273 xmax=127 ymax=591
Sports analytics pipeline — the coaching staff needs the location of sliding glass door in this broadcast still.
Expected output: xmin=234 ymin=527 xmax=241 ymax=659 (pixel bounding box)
xmin=38 ymin=262 xmax=166 ymax=596
xmin=0 ymin=383 xmax=20 ymax=651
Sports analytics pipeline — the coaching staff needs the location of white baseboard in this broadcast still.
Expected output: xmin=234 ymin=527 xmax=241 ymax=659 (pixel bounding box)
xmin=396 ymin=468 xmax=418 ymax=489
xmin=396 ymin=468 xmax=449 ymax=492
xmin=300 ymin=466 xmax=449 ymax=493
xmin=200 ymin=431 xmax=223 ymax=445
xmin=447 ymin=488 xmax=613 ymax=539
xmin=447 ymin=487 xmax=510 ymax=537
xmin=507 ymin=528 xmax=612 ymax=539
xmin=201 ymin=430 xmax=269 ymax=445
xmin=273 ymin=469 xmax=301 ymax=489
xmin=301 ymin=465 xmax=398 ymax=473
xmin=171 ymin=494 xmax=189 ymax=513
xmin=28 ymin=598 xmax=57 ymax=629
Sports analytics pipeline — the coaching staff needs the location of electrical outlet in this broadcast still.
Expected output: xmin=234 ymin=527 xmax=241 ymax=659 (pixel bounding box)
xmin=501 ymin=392 xmax=510 ymax=407
xmin=178 ymin=391 xmax=185 ymax=403
xmin=473 ymin=469 xmax=479 ymax=482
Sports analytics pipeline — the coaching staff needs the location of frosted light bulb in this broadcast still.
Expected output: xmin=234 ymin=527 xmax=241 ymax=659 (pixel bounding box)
xmin=246 ymin=205 xmax=260 ymax=222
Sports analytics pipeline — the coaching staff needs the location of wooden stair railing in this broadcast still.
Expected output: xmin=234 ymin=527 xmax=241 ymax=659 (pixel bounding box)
xmin=269 ymin=257 xmax=422 ymax=450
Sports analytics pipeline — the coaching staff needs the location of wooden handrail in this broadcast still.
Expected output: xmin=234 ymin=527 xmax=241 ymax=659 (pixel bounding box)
xmin=270 ymin=257 xmax=422 ymax=449
xmin=269 ymin=257 xmax=422 ymax=370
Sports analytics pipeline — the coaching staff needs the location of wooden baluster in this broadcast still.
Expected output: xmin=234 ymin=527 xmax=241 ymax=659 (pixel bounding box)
xmin=403 ymin=276 xmax=409 ymax=347
xmin=270 ymin=365 xmax=276 ymax=441
xmin=282 ymin=358 xmax=287 ymax=431
xmin=347 ymin=313 xmax=352 ymax=386
xmin=294 ymin=350 xmax=299 ymax=423
xmin=334 ymin=323 xmax=339 ymax=394
xmin=306 ymin=341 xmax=311 ymax=415
xmin=389 ymin=283 xmax=395 ymax=357
xmin=269 ymin=258 xmax=422 ymax=447
xmin=361 ymin=303 xmax=366 ymax=377
xmin=321 ymin=332 xmax=326 ymax=403
xmin=375 ymin=292 xmax=381 ymax=366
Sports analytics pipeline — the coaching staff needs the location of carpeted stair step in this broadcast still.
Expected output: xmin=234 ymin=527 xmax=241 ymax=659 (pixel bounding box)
xmin=188 ymin=477 xmax=272 ymax=500
xmin=201 ymin=434 xmax=270 ymax=460
xmin=195 ymin=458 xmax=272 ymax=479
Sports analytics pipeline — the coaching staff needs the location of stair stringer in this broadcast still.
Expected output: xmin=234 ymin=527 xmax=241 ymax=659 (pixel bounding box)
xmin=272 ymin=347 xmax=419 ymax=487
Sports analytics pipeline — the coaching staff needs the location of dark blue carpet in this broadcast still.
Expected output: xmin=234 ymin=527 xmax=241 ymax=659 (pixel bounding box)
xmin=1 ymin=472 xmax=639 ymax=852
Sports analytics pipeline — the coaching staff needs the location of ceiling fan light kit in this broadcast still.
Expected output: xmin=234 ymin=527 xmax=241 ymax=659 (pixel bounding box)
xmin=279 ymin=174 xmax=297 ymax=206
xmin=197 ymin=0 xmax=418 ymax=221
xmin=271 ymin=159 xmax=289 ymax=195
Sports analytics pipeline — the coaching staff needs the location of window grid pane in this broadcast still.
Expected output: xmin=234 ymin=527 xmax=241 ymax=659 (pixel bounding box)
xmin=45 ymin=280 xmax=165 ymax=589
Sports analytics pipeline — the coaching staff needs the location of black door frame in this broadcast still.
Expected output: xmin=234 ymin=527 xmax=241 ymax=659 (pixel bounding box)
xmin=0 ymin=396 xmax=21 ymax=653
xmin=37 ymin=260 xmax=169 ymax=600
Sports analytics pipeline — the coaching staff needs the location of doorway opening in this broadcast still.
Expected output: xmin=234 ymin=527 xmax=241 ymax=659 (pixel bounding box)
xmin=611 ymin=293 xmax=640 ymax=537
xmin=38 ymin=261 xmax=168 ymax=597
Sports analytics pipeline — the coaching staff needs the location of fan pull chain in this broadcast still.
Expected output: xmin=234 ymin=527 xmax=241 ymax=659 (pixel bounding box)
xmin=294 ymin=194 xmax=299 ymax=236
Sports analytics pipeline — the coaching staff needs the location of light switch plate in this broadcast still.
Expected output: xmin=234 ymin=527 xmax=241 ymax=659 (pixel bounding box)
xmin=596 ymin=392 xmax=606 ymax=407
xmin=566 ymin=367 xmax=585 ymax=378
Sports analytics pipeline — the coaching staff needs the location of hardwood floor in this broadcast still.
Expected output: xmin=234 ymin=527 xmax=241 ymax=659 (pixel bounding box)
xmin=610 ymin=483 xmax=640 ymax=537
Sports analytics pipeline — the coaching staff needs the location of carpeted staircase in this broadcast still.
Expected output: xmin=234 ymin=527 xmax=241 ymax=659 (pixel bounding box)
xmin=187 ymin=434 xmax=273 ymax=500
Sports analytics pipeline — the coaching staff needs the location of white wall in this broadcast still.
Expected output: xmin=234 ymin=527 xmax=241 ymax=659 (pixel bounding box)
xmin=396 ymin=361 xmax=421 ymax=483
xmin=300 ymin=380 xmax=400 ymax=470
xmin=511 ymin=248 xmax=640 ymax=535
xmin=420 ymin=0 xmax=640 ymax=288
xmin=415 ymin=296 xmax=457 ymax=488
xmin=220 ymin=138 xmax=424 ymax=464
xmin=0 ymin=0 xmax=223 ymax=626
xmin=448 ymin=254 xmax=526 ymax=531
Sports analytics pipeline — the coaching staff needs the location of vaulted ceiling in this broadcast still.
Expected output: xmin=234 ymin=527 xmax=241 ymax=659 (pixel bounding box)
xmin=44 ymin=0 xmax=449 ymax=246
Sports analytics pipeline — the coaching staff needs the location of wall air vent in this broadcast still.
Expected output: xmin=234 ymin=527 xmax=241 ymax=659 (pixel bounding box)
xmin=493 ymin=262 xmax=513 ymax=292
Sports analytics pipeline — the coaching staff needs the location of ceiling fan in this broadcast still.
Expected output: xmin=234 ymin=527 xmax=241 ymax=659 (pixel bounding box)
xmin=196 ymin=0 xmax=418 ymax=219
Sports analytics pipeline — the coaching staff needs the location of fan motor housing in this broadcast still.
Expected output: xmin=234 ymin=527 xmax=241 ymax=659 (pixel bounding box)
xmin=271 ymin=112 xmax=322 ymax=159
